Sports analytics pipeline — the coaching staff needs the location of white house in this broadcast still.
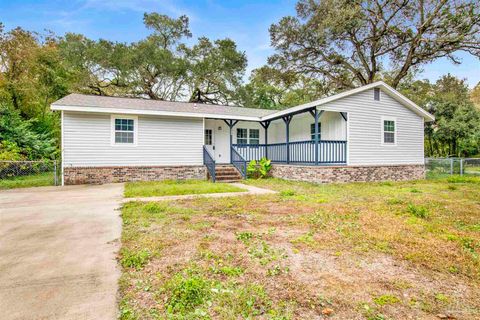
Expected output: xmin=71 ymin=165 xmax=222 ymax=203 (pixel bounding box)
xmin=51 ymin=81 xmax=434 ymax=185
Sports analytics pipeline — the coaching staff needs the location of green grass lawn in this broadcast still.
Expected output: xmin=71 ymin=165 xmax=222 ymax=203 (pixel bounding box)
xmin=0 ymin=172 xmax=54 ymax=190
xmin=119 ymin=176 xmax=480 ymax=319
xmin=124 ymin=179 xmax=246 ymax=197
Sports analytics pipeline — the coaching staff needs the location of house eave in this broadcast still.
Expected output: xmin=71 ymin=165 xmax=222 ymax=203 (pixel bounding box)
xmin=50 ymin=105 xmax=263 ymax=122
xmin=51 ymin=81 xmax=435 ymax=122
xmin=259 ymin=81 xmax=435 ymax=122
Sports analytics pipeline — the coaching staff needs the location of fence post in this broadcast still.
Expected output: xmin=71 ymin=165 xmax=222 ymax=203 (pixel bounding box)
xmin=460 ymin=158 xmax=463 ymax=176
xmin=450 ymin=158 xmax=454 ymax=175
xmin=54 ymin=160 xmax=58 ymax=186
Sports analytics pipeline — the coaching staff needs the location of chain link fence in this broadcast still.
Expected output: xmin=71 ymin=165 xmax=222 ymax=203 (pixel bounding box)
xmin=0 ymin=160 xmax=60 ymax=188
xmin=425 ymin=158 xmax=480 ymax=177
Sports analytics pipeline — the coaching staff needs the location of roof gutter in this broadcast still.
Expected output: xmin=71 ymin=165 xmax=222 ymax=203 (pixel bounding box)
xmin=259 ymin=81 xmax=435 ymax=122
xmin=50 ymin=105 xmax=263 ymax=122
xmin=51 ymin=82 xmax=435 ymax=123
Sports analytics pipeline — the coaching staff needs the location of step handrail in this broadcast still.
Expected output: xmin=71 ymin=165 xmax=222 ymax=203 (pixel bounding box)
xmin=231 ymin=146 xmax=247 ymax=179
xmin=203 ymin=146 xmax=216 ymax=182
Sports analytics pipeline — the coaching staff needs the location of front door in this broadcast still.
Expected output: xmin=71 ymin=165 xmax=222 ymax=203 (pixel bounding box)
xmin=204 ymin=128 xmax=215 ymax=158
xmin=205 ymin=120 xmax=230 ymax=163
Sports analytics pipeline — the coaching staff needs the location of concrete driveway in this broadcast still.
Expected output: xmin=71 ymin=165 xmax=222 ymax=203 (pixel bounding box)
xmin=0 ymin=184 xmax=123 ymax=320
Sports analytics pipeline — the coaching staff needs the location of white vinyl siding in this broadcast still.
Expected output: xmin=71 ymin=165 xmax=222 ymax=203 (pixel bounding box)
xmin=62 ymin=87 xmax=424 ymax=168
xmin=63 ymin=112 xmax=203 ymax=166
xmin=269 ymin=112 xmax=346 ymax=143
xmin=318 ymin=88 xmax=424 ymax=165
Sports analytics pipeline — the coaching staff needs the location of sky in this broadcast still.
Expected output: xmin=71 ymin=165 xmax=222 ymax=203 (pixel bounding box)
xmin=1 ymin=0 xmax=479 ymax=87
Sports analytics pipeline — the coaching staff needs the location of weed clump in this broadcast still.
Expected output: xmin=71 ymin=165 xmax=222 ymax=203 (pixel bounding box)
xmin=165 ymin=273 xmax=212 ymax=314
xmin=407 ymin=203 xmax=429 ymax=219
xmin=120 ymin=248 xmax=151 ymax=270
xmin=143 ymin=202 xmax=166 ymax=213
xmin=373 ymin=294 xmax=400 ymax=306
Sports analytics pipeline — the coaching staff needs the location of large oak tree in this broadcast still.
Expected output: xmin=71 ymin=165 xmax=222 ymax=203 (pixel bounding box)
xmin=268 ymin=0 xmax=480 ymax=89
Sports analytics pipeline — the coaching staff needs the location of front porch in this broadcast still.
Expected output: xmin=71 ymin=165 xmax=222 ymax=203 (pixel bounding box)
xmin=232 ymin=140 xmax=347 ymax=164
xmin=203 ymin=107 xmax=348 ymax=181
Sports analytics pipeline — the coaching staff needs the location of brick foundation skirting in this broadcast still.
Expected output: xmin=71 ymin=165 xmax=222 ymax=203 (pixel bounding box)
xmin=64 ymin=165 xmax=207 ymax=185
xmin=270 ymin=164 xmax=425 ymax=184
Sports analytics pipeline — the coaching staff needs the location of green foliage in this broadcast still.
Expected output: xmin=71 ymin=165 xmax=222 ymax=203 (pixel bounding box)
xmin=236 ymin=231 xmax=254 ymax=244
xmin=246 ymin=157 xmax=272 ymax=179
xmin=183 ymin=37 xmax=247 ymax=104
xmin=124 ymin=179 xmax=245 ymax=198
xmin=0 ymin=172 xmax=53 ymax=189
xmin=373 ymin=294 xmax=400 ymax=306
xmin=58 ymin=13 xmax=246 ymax=104
xmin=258 ymin=157 xmax=272 ymax=178
xmin=0 ymin=105 xmax=57 ymax=159
xmin=247 ymin=160 xmax=257 ymax=178
xmin=142 ymin=202 xmax=167 ymax=214
xmin=279 ymin=189 xmax=296 ymax=197
xmin=267 ymin=0 xmax=480 ymax=89
xmin=447 ymin=176 xmax=480 ymax=184
xmin=407 ymin=204 xmax=429 ymax=219
xmin=209 ymin=264 xmax=243 ymax=277
xmin=400 ymin=75 xmax=480 ymax=157
xmin=120 ymin=248 xmax=151 ymax=270
xmin=240 ymin=66 xmax=331 ymax=109
xmin=164 ymin=273 xmax=211 ymax=314
xmin=0 ymin=140 xmax=22 ymax=161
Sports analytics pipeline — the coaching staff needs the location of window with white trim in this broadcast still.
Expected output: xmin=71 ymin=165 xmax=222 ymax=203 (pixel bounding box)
xmin=249 ymin=129 xmax=260 ymax=145
xmin=383 ymin=119 xmax=396 ymax=144
xmin=114 ymin=118 xmax=135 ymax=144
xmin=310 ymin=123 xmax=321 ymax=141
xmin=237 ymin=128 xmax=248 ymax=144
xmin=204 ymin=129 xmax=213 ymax=145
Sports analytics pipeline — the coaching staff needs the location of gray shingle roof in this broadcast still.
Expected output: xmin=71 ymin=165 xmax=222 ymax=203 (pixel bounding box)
xmin=52 ymin=94 xmax=275 ymax=118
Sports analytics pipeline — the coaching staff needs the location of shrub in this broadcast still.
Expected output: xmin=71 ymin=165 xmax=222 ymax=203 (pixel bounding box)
xmin=0 ymin=140 xmax=24 ymax=161
xmin=247 ymin=160 xmax=257 ymax=178
xmin=246 ymin=157 xmax=272 ymax=179
xmin=0 ymin=105 xmax=57 ymax=160
xmin=258 ymin=157 xmax=272 ymax=178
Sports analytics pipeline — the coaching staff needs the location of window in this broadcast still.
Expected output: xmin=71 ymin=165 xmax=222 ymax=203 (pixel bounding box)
xmin=237 ymin=128 xmax=248 ymax=144
xmin=237 ymin=128 xmax=259 ymax=144
xmin=383 ymin=118 xmax=396 ymax=144
xmin=249 ymin=129 xmax=260 ymax=145
xmin=374 ymin=88 xmax=380 ymax=101
xmin=204 ymin=129 xmax=213 ymax=145
xmin=310 ymin=123 xmax=322 ymax=141
xmin=114 ymin=118 xmax=135 ymax=144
